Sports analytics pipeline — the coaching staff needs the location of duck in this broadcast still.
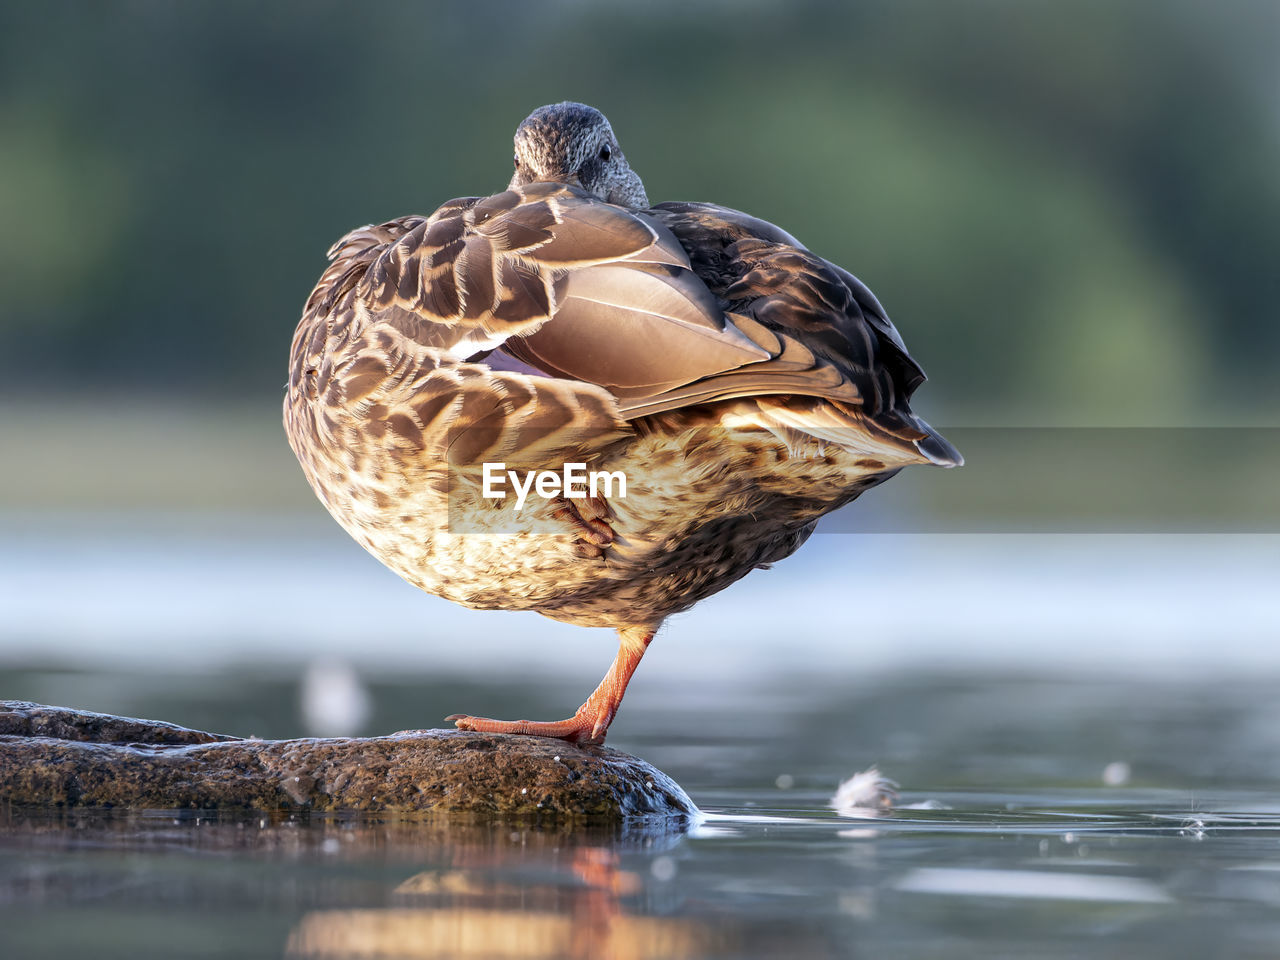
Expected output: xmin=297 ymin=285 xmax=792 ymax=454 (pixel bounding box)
xmin=284 ymin=102 xmax=960 ymax=745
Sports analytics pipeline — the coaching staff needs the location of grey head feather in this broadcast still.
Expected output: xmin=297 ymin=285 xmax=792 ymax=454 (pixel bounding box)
xmin=510 ymin=102 xmax=649 ymax=209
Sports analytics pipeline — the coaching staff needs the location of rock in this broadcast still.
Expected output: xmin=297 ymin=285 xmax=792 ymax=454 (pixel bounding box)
xmin=0 ymin=700 xmax=235 ymax=745
xmin=0 ymin=701 xmax=695 ymax=821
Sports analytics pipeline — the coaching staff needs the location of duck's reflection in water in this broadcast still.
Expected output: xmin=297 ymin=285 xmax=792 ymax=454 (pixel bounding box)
xmin=283 ymin=822 xmax=805 ymax=959
xmin=289 ymin=852 xmax=711 ymax=958
xmin=1 ymin=811 xmax=828 ymax=958
xmin=286 ymin=832 xmax=723 ymax=959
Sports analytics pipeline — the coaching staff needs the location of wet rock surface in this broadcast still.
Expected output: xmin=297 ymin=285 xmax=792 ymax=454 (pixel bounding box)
xmin=0 ymin=701 xmax=695 ymax=821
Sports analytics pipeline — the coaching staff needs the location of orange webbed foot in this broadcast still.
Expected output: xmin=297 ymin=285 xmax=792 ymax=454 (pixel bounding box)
xmin=445 ymin=626 xmax=652 ymax=747
xmin=445 ymin=704 xmax=614 ymax=745
xmin=551 ymin=495 xmax=615 ymax=559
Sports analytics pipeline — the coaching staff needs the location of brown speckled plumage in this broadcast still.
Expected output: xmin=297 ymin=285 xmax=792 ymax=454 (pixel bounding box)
xmin=284 ymin=102 xmax=960 ymax=743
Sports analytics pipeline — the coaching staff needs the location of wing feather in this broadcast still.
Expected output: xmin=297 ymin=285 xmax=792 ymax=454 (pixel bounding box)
xmin=290 ymin=182 xmax=959 ymax=481
xmin=645 ymin=202 xmax=958 ymax=465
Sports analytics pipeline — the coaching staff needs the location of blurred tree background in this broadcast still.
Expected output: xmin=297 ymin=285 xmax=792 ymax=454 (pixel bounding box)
xmin=0 ymin=0 xmax=1276 ymax=454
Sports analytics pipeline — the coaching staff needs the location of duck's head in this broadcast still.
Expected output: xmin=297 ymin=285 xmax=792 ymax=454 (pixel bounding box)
xmin=509 ymin=102 xmax=649 ymax=209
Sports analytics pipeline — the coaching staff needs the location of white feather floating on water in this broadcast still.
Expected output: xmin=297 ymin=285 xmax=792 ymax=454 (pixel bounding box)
xmin=829 ymin=766 xmax=898 ymax=818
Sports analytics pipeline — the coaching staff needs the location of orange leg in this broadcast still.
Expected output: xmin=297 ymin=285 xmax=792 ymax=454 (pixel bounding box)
xmin=447 ymin=626 xmax=653 ymax=745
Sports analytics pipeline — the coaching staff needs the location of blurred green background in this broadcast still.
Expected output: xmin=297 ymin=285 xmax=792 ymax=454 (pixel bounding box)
xmin=2 ymin=0 xmax=1276 ymax=428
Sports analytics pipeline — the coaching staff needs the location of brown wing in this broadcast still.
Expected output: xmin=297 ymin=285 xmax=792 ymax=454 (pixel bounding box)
xmin=290 ymin=183 xmax=957 ymax=478
xmin=497 ymin=195 xmax=958 ymax=465
xmin=292 ymin=182 xmax=807 ymax=473
xmin=485 ymin=194 xmax=879 ymax=419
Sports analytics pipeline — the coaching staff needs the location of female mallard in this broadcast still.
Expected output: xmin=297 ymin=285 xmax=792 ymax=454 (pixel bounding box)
xmin=285 ymin=102 xmax=960 ymax=744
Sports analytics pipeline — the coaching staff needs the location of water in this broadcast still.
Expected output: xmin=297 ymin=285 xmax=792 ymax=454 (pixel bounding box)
xmin=2 ymin=518 xmax=1279 ymax=957
xmin=4 ymin=668 xmax=1280 ymax=959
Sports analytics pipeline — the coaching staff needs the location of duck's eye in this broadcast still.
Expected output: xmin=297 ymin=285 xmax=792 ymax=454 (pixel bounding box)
xmin=513 ymin=154 xmax=520 ymax=168
xmin=598 ymin=144 xmax=612 ymax=162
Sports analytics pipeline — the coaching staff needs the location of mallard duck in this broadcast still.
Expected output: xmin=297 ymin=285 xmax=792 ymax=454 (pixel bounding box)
xmin=284 ymin=102 xmax=960 ymax=745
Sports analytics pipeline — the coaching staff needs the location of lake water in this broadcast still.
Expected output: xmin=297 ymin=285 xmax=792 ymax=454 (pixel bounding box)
xmin=2 ymin=517 xmax=1279 ymax=957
